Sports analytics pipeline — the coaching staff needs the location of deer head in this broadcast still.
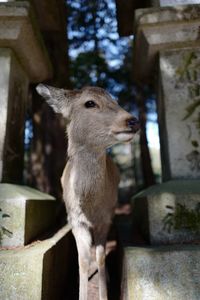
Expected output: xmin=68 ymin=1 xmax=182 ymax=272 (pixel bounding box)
xmin=36 ymin=84 xmax=140 ymax=150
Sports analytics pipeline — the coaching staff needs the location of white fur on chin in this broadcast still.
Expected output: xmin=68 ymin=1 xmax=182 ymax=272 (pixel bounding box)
xmin=114 ymin=132 xmax=134 ymax=142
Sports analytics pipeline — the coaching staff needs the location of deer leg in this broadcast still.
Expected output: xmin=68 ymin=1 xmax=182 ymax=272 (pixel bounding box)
xmin=94 ymin=228 xmax=109 ymax=300
xmin=72 ymin=226 xmax=92 ymax=300
xmin=96 ymin=244 xmax=107 ymax=300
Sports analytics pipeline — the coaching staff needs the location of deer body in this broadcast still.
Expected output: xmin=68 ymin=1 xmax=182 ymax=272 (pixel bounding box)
xmin=61 ymin=152 xmax=119 ymax=230
xmin=36 ymin=85 xmax=140 ymax=300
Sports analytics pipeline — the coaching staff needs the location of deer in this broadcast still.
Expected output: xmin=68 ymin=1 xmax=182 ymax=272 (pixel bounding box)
xmin=36 ymin=84 xmax=140 ymax=300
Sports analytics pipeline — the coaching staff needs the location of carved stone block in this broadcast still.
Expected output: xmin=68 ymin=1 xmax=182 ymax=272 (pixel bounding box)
xmin=132 ymin=180 xmax=200 ymax=244
xmin=0 ymin=184 xmax=57 ymax=247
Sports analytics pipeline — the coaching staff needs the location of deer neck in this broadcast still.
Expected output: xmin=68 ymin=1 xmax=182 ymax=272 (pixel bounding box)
xmin=68 ymin=141 xmax=107 ymax=176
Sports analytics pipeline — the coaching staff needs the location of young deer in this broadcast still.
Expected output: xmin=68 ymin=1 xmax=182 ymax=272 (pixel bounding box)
xmin=36 ymin=84 xmax=140 ymax=300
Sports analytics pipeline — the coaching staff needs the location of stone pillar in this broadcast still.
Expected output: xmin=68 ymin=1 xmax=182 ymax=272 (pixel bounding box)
xmin=132 ymin=4 xmax=200 ymax=245
xmin=158 ymin=48 xmax=200 ymax=180
xmin=0 ymin=49 xmax=28 ymax=183
xmin=0 ymin=2 xmax=58 ymax=249
xmin=0 ymin=1 xmax=52 ymax=183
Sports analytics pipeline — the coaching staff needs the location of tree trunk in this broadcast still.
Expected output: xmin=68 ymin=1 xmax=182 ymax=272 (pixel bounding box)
xmin=26 ymin=4 xmax=71 ymax=199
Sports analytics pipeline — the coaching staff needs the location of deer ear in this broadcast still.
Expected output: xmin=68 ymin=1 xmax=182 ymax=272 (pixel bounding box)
xmin=36 ymin=84 xmax=78 ymax=119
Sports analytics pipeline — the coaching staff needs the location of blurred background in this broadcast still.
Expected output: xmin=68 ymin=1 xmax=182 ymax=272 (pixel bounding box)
xmin=24 ymin=0 xmax=161 ymax=204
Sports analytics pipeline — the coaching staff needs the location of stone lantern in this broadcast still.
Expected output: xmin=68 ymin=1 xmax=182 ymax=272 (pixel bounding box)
xmin=115 ymin=0 xmax=200 ymax=298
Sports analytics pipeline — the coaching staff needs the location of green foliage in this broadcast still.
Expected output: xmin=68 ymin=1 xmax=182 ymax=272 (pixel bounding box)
xmin=174 ymin=203 xmax=200 ymax=232
xmin=162 ymin=203 xmax=200 ymax=234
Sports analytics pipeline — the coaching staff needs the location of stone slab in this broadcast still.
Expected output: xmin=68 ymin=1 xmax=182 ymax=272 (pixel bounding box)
xmin=158 ymin=48 xmax=200 ymax=180
xmin=0 ymin=224 xmax=76 ymax=300
xmin=0 ymin=1 xmax=52 ymax=82
xmin=132 ymin=180 xmax=200 ymax=245
xmin=133 ymin=4 xmax=200 ymax=81
xmin=0 ymin=183 xmax=57 ymax=247
xmin=122 ymin=245 xmax=200 ymax=300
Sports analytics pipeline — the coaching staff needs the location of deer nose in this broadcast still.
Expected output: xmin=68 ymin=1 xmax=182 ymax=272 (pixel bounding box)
xmin=126 ymin=117 xmax=140 ymax=132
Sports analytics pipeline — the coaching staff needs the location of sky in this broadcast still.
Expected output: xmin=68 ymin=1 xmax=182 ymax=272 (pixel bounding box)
xmin=147 ymin=122 xmax=160 ymax=149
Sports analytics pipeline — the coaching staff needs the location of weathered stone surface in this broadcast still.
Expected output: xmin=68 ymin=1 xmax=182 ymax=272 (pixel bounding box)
xmin=0 ymin=1 xmax=52 ymax=82
xmin=133 ymin=4 xmax=200 ymax=81
xmin=152 ymin=0 xmax=200 ymax=6
xmin=122 ymin=245 xmax=200 ymax=300
xmin=132 ymin=180 xmax=200 ymax=245
xmin=0 ymin=183 xmax=57 ymax=247
xmin=0 ymin=224 xmax=76 ymax=300
xmin=158 ymin=48 xmax=200 ymax=180
xmin=0 ymin=48 xmax=28 ymax=183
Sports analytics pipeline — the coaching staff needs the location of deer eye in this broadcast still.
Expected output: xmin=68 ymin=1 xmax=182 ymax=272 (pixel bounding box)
xmin=85 ymin=100 xmax=96 ymax=108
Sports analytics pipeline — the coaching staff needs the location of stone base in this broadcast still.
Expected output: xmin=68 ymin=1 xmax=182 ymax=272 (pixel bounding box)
xmin=0 ymin=224 xmax=77 ymax=300
xmin=122 ymin=245 xmax=200 ymax=300
xmin=132 ymin=180 xmax=200 ymax=245
xmin=0 ymin=184 xmax=58 ymax=247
